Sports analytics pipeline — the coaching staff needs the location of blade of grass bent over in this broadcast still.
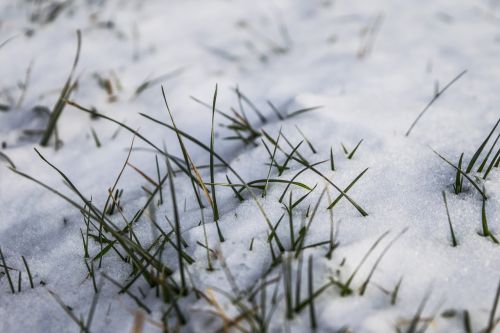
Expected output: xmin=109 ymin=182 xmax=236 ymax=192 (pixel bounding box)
xmin=40 ymin=30 xmax=82 ymax=146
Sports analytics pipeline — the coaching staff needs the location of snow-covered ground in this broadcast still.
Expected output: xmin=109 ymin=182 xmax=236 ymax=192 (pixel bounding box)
xmin=1 ymin=0 xmax=500 ymax=332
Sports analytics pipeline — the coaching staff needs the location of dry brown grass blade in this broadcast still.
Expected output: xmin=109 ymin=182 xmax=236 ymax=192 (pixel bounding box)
xmin=187 ymin=153 xmax=214 ymax=209
xmin=127 ymin=162 xmax=159 ymax=187
xmin=205 ymin=289 xmax=250 ymax=333
xmin=130 ymin=310 xmax=146 ymax=333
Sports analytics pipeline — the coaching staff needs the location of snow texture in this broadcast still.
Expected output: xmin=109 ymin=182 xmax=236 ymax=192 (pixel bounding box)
xmin=1 ymin=0 xmax=500 ymax=332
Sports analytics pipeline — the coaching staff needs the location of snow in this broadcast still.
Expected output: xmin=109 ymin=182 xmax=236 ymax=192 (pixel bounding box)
xmin=1 ymin=0 xmax=500 ymax=332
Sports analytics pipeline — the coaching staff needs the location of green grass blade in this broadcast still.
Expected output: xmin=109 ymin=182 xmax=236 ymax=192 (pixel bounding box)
xmin=465 ymin=118 xmax=500 ymax=173
xmin=327 ymin=168 xmax=368 ymax=209
xmin=40 ymin=30 xmax=82 ymax=146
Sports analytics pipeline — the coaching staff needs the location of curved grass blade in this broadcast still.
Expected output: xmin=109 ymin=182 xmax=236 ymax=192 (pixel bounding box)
xmin=465 ymin=118 xmax=500 ymax=173
xmin=40 ymin=30 xmax=82 ymax=146
xmin=405 ymin=70 xmax=467 ymax=137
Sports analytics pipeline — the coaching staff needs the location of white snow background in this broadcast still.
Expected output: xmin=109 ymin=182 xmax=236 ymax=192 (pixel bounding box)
xmin=1 ymin=0 xmax=500 ymax=332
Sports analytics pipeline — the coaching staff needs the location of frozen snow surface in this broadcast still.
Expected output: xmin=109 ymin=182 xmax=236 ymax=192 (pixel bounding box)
xmin=1 ymin=0 xmax=500 ymax=332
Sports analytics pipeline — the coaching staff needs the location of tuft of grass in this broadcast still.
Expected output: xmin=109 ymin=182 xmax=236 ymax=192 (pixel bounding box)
xmin=69 ymin=100 xmax=276 ymax=243
xmin=439 ymin=118 xmax=500 ymax=195
xmin=191 ymin=94 xmax=260 ymax=145
xmin=432 ymin=149 xmax=486 ymax=199
xmin=262 ymin=130 xmax=368 ymax=216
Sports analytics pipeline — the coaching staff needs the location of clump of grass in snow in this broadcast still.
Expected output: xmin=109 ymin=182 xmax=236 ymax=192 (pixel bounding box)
xmin=261 ymin=128 xmax=369 ymax=216
xmin=7 ymin=84 xmax=434 ymax=331
xmin=434 ymin=118 xmax=499 ymax=245
xmin=192 ymin=88 xmax=320 ymax=146
xmin=435 ymin=117 xmax=499 ymax=195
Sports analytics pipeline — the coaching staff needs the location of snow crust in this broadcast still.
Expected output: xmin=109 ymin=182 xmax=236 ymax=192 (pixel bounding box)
xmin=1 ymin=0 xmax=500 ymax=332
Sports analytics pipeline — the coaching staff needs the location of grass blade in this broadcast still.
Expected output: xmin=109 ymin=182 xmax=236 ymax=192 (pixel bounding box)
xmin=465 ymin=118 xmax=500 ymax=173
xmin=442 ymin=191 xmax=458 ymax=247
xmin=210 ymin=85 xmax=224 ymax=241
xmin=405 ymin=70 xmax=467 ymax=137
xmin=40 ymin=30 xmax=82 ymax=146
